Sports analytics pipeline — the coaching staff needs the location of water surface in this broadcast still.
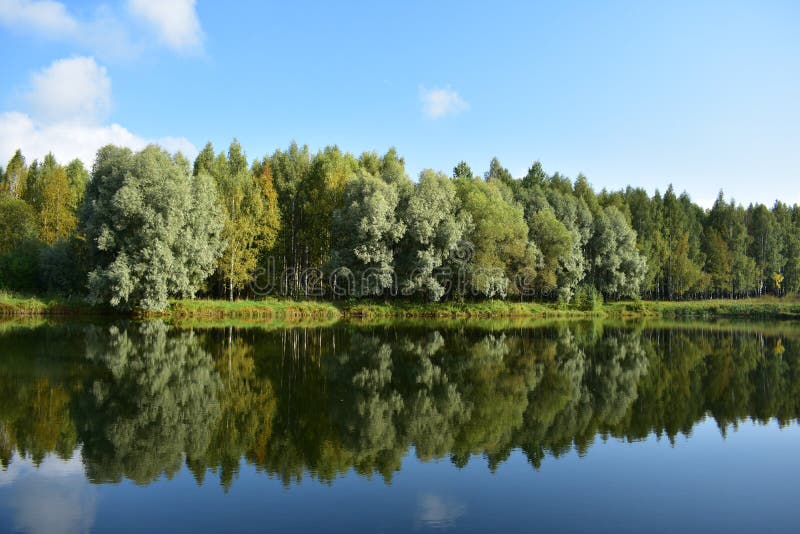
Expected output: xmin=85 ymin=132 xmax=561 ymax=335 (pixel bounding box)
xmin=1 ymin=319 xmax=798 ymax=533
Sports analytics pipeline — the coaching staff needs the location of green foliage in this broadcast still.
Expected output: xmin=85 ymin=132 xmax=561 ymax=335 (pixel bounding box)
xmin=299 ymin=145 xmax=357 ymax=268
xmin=79 ymin=145 xmax=225 ymax=311
xmin=23 ymin=153 xmax=77 ymax=245
xmin=528 ymin=207 xmax=574 ymax=298
xmin=0 ymin=239 xmax=43 ymax=292
xmin=2 ymin=142 xmax=800 ymax=305
xmin=455 ymin=177 xmax=539 ymax=297
xmin=39 ymin=236 xmax=88 ymax=296
xmin=571 ymin=284 xmax=604 ymax=311
xmin=79 ymin=322 xmax=221 ymax=484
xmin=0 ymin=149 xmax=27 ymax=199
xmin=205 ymin=141 xmax=280 ymax=300
xmin=330 ymin=169 xmax=406 ymax=295
xmin=398 ymin=169 xmax=470 ymax=301
xmin=588 ymin=206 xmax=647 ymax=298
xmin=0 ymin=195 xmax=38 ymax=255
xmin=452 ymin=160 xmax=474 ymax=180
xmin=485 ymin=156 xmax=515 ymax=190
xmin=65 ymin=158 xmax=89 ymax=210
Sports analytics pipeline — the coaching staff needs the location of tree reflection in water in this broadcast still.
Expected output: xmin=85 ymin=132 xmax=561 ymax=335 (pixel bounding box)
xmin=1 ymin=320 xmax=799 ymax=489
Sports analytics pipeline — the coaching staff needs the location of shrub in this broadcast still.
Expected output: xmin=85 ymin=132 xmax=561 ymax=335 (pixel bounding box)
xmin=572 ymin=284 xmax=604 ymax=311
xmin=0 ymin=239 xmax=43 ymax=293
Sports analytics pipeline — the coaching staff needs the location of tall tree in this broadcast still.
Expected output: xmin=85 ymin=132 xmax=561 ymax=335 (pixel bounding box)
xmin=254 ymin=160 xmax=281 ymax=254
xmin=453 ymin=161 xmax=474 ymax=180
xmin=23 ymin=154 xmax=76 ymax=245
xmin=211 ymin=144 xmax=275 ymax=301
xmin=0 ymin=196 xmax=38 ymax=255
xmin=747 ymin=203 xmax=783 ymax=295
xmin=270 ymin=142 xmax=312 ymax=296
xmin=329 ymin=169 xmax=406 ymax=296
xmin=65 ymin=158 xmax=89 ymax=211
xmin=299 ymin=146 xmax=357 ymax=269
xmin=774 ymin=203 xmax=800 ymax=295
xmin=703 ymin=227 xmax=731 ymax=297
xmin=80 ymin=145 xmax=225 ymax=310
xmin=527 ymin=207 xmax=574 ymax=299
xmin=706 ymin=193 xmax=756 ymax=298
xmin=455 ymin=177 xmax=539 ymax=298
xmin=485 ymin=157 xmax=515 ymax=188
xmin=397 ymin=170 xmax=470 ymax=301
xmin=1 ymin=149 xmax=27 ymax=199
xmin=193 ymin=142 xmax=216 ymax=177
xmin=588 ymin=206 xmax=647 ymax=299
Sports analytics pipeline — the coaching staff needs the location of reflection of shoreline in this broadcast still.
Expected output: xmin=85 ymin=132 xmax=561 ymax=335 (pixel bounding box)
xmin=0 ymin=450 xmax=97 ymax=534
xmin=415 ymin=493 xmax=466 ymax=529
xmin=1 ymin=322 xmax=800 ymax=490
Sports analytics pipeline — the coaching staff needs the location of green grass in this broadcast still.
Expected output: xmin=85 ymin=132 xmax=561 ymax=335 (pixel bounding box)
xmin=338 ymin=299 xmax=594 ymax=318
xmin=0 ymin=291 xmax=102 ymax=316
xmin=340 ymin=296 xmax=800 ymax=320
xmin=603 ymin=296 xmax=800 ymax=319
xmin=152 ymin=298 xmax=340 ymax=320
xmin=0 ymin=292 xmax=339 ymax=321
xmin=2 ymin=290 xmax=800 ymax=321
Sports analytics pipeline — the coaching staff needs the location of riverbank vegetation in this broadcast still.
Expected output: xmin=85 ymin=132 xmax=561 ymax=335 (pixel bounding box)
xmin=2 ymin=141 xmax=799 ymax=312
xmin=4 ymin=290 xmax=800 ymax=320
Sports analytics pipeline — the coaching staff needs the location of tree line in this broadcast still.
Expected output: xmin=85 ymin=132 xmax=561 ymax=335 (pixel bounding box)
xmin=1 ymin=141 xmax=799 ymax=310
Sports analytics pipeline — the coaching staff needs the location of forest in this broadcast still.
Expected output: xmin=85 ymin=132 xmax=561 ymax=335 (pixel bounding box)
xmin=1 ymin=141 xmax=799 ymax=311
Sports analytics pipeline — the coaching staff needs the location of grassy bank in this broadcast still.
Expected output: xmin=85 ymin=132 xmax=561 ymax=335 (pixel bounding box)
xmin=0 ymin=292 xmax=339 ymax=321
xmin=3 ymin=291 xmax=800 ymax=320
xmin=340 ymin=296 xmax=800 ymax=319
xmin=0 ymin=292 xmax=103 ymax=317
xmin=603 ymin=296 xmax=800 ymax=319
xmin=338 ymin=300 xmax=593 ymax=318
xmin=152 ymin=298 xmax=339 ymax=320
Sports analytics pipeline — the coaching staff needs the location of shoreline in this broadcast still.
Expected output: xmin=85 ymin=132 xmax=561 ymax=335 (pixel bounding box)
xmin=3 ymin=294 xmax=800 ymax=321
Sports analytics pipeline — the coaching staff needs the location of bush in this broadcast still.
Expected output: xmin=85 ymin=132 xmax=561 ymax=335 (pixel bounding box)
xmin=39 ymin=237 xmax=88 ymax=296
xmin=571 ymin=284 xmax=604 ymax=311
xmin=624 ymin=300 xmax=646 ymax=313
xmin=0 ymin=239 xmax=44 ymax=293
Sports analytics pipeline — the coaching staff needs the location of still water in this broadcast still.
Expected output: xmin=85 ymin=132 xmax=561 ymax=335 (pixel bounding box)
xmin=0 ymin=319 xmax=798 ymax=533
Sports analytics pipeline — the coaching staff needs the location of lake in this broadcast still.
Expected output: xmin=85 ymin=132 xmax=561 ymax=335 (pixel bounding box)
xmin=0 ymin=319 xmax=799 ymax=533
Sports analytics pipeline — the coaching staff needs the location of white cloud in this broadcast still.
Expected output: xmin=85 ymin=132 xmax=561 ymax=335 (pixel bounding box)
xmin=0 ymin=0 xmax=78 ymax=36
xmin=0 ymin=0 xmax=138 ymax=59
xmin=0 ymin=0 xmax=202 ymax=58
xmin=419 ymin=85 xmax=470 ymax=119
xmin=27 ymin=57 xmax=111 ymax=124
xmin=0 ymin=56 xmax=196 ymax=166
xmin=2 ymin=112 xmax=132 ymax=166
xmin=158 ymin=135 xmax=200 ymax=156
xmin=415 ymin=493 xmax=466 ymax=529
xmin=0 ymin=112 xmax=198 ymax=166
xmin=127 ymin=0 xmax=203 ymax=53
xmin=1 ymin=451 xmax=97 ymax=534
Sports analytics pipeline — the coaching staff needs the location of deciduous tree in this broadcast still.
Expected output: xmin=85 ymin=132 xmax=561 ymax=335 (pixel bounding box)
xmin=80 ymin=145 xmax=224 ymax=310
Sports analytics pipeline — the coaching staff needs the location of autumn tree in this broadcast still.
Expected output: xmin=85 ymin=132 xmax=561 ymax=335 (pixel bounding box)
xmin=24 ymin=154 xmax=76 ymax=245
xmin=208 ymin=141 xmax=280 ymax=301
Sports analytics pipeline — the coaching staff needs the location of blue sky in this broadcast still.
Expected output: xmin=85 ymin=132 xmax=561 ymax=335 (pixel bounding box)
xmin=1 ymin=0 xmax=798 ymax=206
